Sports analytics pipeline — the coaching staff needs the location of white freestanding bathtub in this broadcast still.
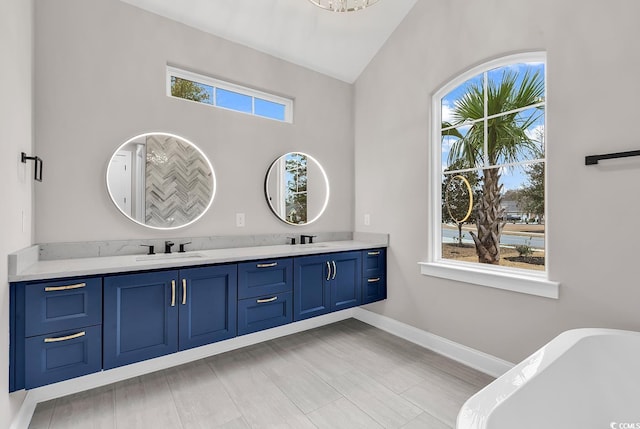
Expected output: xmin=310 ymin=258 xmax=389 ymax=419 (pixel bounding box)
xmin=457 ymin=328 xmax=640 ymax=429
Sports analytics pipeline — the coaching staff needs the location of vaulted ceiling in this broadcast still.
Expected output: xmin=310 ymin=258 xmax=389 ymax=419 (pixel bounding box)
xmin=120 ymin=0 xmax=417 ymax=83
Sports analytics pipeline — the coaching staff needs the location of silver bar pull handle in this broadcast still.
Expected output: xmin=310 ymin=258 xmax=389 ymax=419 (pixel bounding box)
xmin=367 ymin=251 xmax=381 ymax=256
xmin=368 ymin=278 xmax=381 ymax=283
xmin=326 ymin=261 xmax=331 ymax=281
xmin=257 ymin=262 xmax=278 ymax=268
xmin=45 ymin=282 xmax=86 ymax=292
xmin=331 ymin=261 xmax=337 ymax=280
xmin=257 ymin=296 xmax=278 ymax=304
xmin=182 ymin=279 xmax=187 ymax=305
xmin=44 ymin=331 xmax=86 ymax=343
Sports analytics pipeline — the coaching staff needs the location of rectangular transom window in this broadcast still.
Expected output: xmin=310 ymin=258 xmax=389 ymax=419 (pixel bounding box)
xmin=166 ymin=66 xmax=293 ymax=123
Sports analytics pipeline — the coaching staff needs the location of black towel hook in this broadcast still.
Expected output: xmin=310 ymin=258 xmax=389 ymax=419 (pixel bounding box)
xmin=21 ymin=152 xmax=43 ymax=182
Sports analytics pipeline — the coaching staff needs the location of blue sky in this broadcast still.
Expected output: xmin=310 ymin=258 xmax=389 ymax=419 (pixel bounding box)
xmin=174 ymin=78 xmax=286 ymax=121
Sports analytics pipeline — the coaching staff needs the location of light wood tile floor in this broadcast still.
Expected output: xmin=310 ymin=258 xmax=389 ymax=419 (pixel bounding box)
xmin=28 ymin=319 xmax=494 ymax=429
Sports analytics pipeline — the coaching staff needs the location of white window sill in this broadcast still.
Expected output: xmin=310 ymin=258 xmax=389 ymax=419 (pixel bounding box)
xmin=418 ymin=261 xmax=559 ymax=299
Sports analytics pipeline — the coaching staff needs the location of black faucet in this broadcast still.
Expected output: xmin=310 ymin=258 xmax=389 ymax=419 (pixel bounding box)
xmin=300 ymin=235 xmax=316 ymax=244
xmin=178 ymin=242 xmax=191 ymax=253
xmin=140 ymin=244 xmax=155 ymax=255
xmin=164 ymin=241 xmax=174 ymax=254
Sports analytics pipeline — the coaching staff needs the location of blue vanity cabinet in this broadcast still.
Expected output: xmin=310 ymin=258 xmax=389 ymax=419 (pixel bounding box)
xmin=293 ymin=251 xmax=362 ymax=321
xmin=179 ymin=265 xmax=237 ymax=350
xmin=9 ymin=245 xmax=386 ymax=391
xmin=104 ymin=265 xmax=237 ymax=368
xmin=103 ymin=270 xmax=179 ymax=369
xmin=237 ymin=258 xmax=293 ymax=335
xmin=362 ymin=248 xmax=387 ymax=304
xmin=11 ymin=277 xmax=103 ymax=390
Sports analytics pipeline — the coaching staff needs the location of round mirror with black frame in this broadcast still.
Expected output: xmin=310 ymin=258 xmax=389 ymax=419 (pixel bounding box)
xmin=106 ymin=132 xmax=216 ymax=230
xmin=264 ymin=152 xmax=329 ymax=226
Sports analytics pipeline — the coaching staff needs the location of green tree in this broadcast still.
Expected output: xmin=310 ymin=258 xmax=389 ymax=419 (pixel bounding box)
xmin=442 ymin=159 xmax=480 ymax=246
xmin=285 ymin=155 xmax=308 ymax=224
xmin=517 ymin=162 xmax=544 ymax=221
xmin=170 ymin=77 xmax=211 ymax=103
xmin=444 ymin=69 xmax=544 ymax=264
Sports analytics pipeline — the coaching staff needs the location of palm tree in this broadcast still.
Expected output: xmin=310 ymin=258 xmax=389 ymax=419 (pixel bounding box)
xmin=443 ymin=69 xmax=544 ymax=264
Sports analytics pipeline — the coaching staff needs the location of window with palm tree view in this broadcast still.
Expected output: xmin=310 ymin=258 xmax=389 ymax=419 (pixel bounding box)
xmin=438 ymin=54 xmax=545 ymax=272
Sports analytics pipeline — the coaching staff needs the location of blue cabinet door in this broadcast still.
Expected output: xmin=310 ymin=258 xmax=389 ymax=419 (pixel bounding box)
xmin=293 ymin=254 xmax=331 ymax=321
xmin=103 ymin=271 xmax=179 ymax=369
xmin=330 ymin=251 xmax=362 ymax=311
xmin=178 ymin=265 xmax=237 ymax=350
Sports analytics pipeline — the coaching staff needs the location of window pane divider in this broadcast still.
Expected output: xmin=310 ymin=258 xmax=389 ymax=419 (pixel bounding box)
xmin=443 ymin=158 xmax=545 ymax=176
xmin=440 ymin=101 xmax=545 ymax=133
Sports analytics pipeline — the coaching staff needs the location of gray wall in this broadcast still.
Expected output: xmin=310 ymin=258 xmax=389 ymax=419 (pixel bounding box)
xmin=34 ymin=0 xmax=354 ymax=243
xmin=355 ymin=0 xmax=640 ymax=363
xmin=1 ymin=0 xmax=33 ymax=425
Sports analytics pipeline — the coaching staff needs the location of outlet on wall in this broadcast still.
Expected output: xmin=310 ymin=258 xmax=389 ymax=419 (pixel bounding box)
xmin=364 ymin=213 xmax=371 ymax=226
xmin=236 ymin=213 xmax=245 ymax=227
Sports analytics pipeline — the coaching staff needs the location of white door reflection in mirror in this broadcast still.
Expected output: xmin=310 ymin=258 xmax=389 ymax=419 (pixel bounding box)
xmin=106 ymin=132 xmax=216 ymax=230
xmin=265 ymin=152 xmax=329 ymax=226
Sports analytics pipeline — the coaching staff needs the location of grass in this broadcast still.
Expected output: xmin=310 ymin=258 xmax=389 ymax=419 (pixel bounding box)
xmin=442 ymin=242 xmax=545 ymax=271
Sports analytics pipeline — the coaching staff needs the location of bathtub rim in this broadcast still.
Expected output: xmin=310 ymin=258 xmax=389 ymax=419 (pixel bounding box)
xmin=456 ymin=328 xmax=640 ymax=429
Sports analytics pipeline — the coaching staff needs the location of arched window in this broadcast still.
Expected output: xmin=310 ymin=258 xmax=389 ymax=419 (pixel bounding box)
xmin=422 ymin=52 xmax=557 ymax=298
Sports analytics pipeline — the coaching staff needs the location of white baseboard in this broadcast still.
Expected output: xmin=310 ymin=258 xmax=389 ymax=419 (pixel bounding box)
xmin=10 ymin=309 xmax=355 ymax=429
xmin=12 ymin=307 xmax=513 ymax=429
xmin=352 ymin=308 xmax=514 ymax=378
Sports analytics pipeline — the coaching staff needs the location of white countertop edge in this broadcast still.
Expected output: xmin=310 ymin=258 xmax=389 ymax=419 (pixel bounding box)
xmin=10 ymin=240 xmax=388 ymax=283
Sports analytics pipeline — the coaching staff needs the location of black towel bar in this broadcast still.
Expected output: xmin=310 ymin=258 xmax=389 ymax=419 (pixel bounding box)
xmin=585 ymin=150 xmax=640 ymax=165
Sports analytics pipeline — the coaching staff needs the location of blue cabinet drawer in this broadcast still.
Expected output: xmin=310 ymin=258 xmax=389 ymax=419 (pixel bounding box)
xmin=24 ymin=325 xmax=102 ymax=389
xmin=237 ymin=292 xmax=292 ymax=335
xmin=238 ymin=258 xmax=292 ymax=299
xmin=25 ymin=277 xmax=102 ymax=337
xmin=363 ymin=275 xmax=387 ymax=304
xmin=363 ymin=249 xmax=386 ymax=278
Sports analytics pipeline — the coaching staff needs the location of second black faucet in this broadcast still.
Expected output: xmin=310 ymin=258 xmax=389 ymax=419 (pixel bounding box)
xmin=300 ymin=235 xmax=316 ymax=244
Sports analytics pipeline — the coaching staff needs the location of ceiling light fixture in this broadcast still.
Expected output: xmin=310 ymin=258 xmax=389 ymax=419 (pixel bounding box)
xmin=307 ymin=0 xmax=381 ymax=12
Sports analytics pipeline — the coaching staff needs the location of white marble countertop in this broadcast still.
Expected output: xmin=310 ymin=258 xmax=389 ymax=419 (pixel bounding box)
xmin=9 ymin=238 xmax=388 ymax=282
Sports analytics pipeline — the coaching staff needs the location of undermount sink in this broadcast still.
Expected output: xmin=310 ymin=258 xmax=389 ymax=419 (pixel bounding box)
xmin=135 ymin=252 xmax=205 ymax=262
xmin=301 ymin=243 xmax=330 ymax=248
